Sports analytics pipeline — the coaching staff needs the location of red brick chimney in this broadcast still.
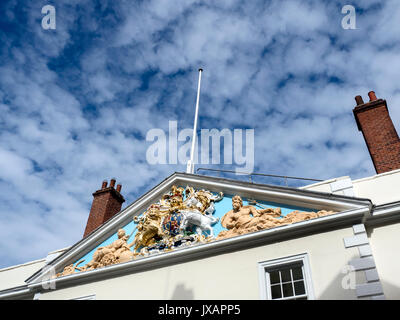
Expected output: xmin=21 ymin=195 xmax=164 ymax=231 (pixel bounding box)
xmin=83 ymin=179 xmax=125 ymax=237
xmin=353 ymin=91 xmax=400 ymax=174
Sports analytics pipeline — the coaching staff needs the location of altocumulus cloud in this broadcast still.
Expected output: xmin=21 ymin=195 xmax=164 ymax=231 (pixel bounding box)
xmin=0 ymin=0 xmax=400 ymax=267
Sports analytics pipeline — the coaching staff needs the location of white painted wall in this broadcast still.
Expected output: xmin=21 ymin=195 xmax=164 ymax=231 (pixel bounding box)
xmin=302 ymin=169 xmax=400 ymax=206
xmin=368 ymin=222 xmax=400 ymax=299
xmin=300 ymin=178 xmax=342 ymax=194
xmin=39 ymin=227 xmax=360 ymax=300
xmin=0 ymin=259 xmax=46 ymax=291
xmin=352 ymin=170 xmax=400 ymax=205
xmin=0 ymin=247 xmax=69 ymax=295
xmin=302 ymin=170 xmax=400 ymax=300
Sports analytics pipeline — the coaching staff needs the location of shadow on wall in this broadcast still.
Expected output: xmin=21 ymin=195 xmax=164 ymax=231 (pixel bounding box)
xmin=171 ymin=283 xmax=194 ymax=300
xmin=366 ymin=225 xmax=400 ymax=300
xmin=379 ymin=280 xmax=400 ymax=300
xmin=317 ymin=253 xmax=360 ymax=300
xmin=317 ymin=255 xmax=400 ymax=300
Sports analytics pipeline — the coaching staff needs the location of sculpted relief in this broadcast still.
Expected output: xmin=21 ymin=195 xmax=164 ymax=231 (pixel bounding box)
xmin=57 ymin=229 xmax=135 ymax=277
xmin=57 ymin=185 xmax=223 ymax=277
xmin=57 ymin=187 xmax=336 ymax=277
xmin=216 ymin=195 xmax=335 ymax=241
xmin=129 ymin=185 xmax=224 ymax=255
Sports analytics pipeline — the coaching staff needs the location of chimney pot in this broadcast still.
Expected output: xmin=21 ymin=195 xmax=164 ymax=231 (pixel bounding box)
xmin=101 ymin=180 xmax=108 ymax=189
xmin=116 ymin=184 xmax=122 ymax=193
xmin=355 ymin=95 xmax=364 ymax=105
xmin=368 ymin=91 xmax=377 ymax=101
xmin=110 ymin=178 xmax=116 ymax=188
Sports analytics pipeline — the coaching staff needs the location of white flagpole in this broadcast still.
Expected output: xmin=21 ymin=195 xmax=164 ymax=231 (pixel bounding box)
xmin=186 ymin=68 xmax=203 ymax=174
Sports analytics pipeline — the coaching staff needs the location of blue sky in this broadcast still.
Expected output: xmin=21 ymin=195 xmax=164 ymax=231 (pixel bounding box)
xmin=1 ymin=0 xmax=400 ymax=268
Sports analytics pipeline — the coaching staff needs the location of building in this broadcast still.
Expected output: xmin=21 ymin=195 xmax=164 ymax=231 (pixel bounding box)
xmin=0 ymin=91 xmax=399 ymax=300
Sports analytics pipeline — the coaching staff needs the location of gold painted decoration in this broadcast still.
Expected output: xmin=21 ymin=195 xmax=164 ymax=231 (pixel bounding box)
xmin=130 ymin=185 xmax=224 ymax=255
xmin=57 ymin=185 xmax=224 ymax=277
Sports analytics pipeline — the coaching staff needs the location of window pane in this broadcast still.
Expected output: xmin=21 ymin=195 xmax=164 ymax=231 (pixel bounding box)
xmin=295 ymin=296 xmax=308 ymax=300
xmin=294 ymin=280 xmax=306 ymax=295
xmin=282 ymin=283 xmax=294 ymax=297
xmin=292 ymin=267 xmax=303 ymax=281
xmin=281 ymin=269 xmax=292 ymax=282
xmin=271 ymin=284 xmax=282 ymax=299
xmin=269 ymin=271 xmax=280 ymax=284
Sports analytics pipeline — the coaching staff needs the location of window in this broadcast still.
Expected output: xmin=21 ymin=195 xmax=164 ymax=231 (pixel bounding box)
xmin=258 ymin=253 xmax=315 ymax=300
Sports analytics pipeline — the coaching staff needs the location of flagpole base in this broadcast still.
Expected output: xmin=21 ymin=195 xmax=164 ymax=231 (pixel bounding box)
xmin=186 ymin=161 xmax=195 ymax=174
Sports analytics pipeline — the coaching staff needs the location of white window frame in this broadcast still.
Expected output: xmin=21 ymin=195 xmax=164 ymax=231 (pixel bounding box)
xmin=258 ymin=253 xmax=315 ymax=300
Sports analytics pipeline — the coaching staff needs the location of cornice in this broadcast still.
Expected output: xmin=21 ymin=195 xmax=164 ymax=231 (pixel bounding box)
xmin=27 ymin=205 xmax=369 ymax=292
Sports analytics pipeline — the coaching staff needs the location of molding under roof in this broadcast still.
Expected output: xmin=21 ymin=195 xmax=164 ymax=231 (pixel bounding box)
xmin=28 ymin=206 xmax=370 ymax=291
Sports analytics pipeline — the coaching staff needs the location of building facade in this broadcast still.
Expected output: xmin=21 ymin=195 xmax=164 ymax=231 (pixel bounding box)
xmin=0 ymin=91 xmax=399 ymax=300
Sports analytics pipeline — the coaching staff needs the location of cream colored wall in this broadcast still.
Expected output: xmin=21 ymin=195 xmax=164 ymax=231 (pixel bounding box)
xmin=300 ymin=179 xmax=337 ymax=193
xmin=368 ymin=222 xmax=400 ymax=299
xmin=301 ymin=171 xmax=400 ymax=299
xmin=352 ymin=170 xmax=400 ymax=205
xmin=39 ymin=227 xmax=360 ymax=300
xmin=0 ymin=259 xmax=46 ymax=291
xmin=302 ymin=169 xmax=400 ymax=206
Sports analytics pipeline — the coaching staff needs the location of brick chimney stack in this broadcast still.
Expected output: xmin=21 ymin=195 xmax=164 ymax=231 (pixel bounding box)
xmin=83 ymin=179 xmax=125 ymax=238
xmin=353 ymin=91 xmax=400 ymax=174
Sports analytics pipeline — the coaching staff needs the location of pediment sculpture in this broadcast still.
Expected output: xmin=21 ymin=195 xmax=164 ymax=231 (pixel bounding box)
xmin=57 ymin=185 xmax=224 ymax=277
xmin=216 ymin=195 xmax=335 ymax=240
xmin=57 ymin=188 xmax=336 ymax=277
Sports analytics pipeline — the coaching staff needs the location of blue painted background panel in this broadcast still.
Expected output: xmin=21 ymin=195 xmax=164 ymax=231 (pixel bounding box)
xmin=74 ymin=191 xmax=314 ymax=267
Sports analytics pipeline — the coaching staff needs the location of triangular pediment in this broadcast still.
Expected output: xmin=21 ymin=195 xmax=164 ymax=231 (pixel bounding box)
xmin=25 ymin=172 xmax=371 ymax=287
